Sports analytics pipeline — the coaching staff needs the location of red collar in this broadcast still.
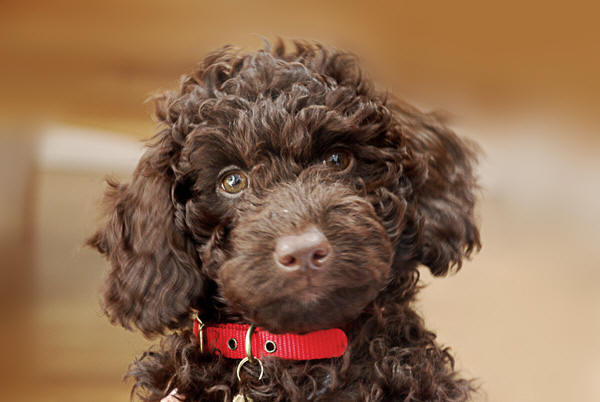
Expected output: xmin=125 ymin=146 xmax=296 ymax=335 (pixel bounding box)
xmin=193 ymin=320 xmax=348 ymax=360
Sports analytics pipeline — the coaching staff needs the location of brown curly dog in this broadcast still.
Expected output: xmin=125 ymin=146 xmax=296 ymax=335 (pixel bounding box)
xmin=89 ymin=41 xmax=481 ymax=401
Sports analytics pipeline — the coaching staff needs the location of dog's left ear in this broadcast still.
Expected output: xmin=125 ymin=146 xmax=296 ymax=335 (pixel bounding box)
xmin=401 ymin=110 xmax=481 ymax=276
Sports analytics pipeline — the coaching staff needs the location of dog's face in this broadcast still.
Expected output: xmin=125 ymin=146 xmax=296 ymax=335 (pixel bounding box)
xmin=206 ymin=159 xmax=393 ymax=334
xmin=90 ymin=43 xmax=480 ymax=336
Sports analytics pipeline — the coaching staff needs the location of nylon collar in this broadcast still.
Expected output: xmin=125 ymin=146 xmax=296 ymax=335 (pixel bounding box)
xmin=193 ymin=319 xmax=348 ymax=360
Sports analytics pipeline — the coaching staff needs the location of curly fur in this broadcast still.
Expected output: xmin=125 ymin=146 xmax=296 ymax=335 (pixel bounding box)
xmin=89 ymin=41 xmax=481 ymax=401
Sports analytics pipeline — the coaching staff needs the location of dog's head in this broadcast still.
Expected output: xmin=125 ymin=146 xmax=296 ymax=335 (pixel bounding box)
xmin=89 ymin=43 xmax=480 ymax=337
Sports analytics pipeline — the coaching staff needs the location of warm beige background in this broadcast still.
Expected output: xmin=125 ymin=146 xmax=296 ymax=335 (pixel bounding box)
xmin=1 ymin=1 xmax=599 ymax=401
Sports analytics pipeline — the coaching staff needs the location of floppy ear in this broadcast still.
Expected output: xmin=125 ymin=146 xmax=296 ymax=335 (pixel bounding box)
xmin=88 ymin=139 xmax=205 ymax=337
xmin=403 ymin=111 xmax=481 ymax=276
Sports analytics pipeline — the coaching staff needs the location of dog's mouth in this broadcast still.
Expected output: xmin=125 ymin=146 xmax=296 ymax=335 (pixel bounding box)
xmin=246 ymin=282 xmax=384 ymax=333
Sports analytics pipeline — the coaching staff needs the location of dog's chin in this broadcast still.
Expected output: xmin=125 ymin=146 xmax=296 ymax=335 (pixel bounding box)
xmin=230 ymin=283 xmax=382 ymax=334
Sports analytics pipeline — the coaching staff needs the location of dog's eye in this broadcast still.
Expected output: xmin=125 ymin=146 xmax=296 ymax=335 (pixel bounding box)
xmin=323 ymin=150 xmax=351 ymax=170
xmin=220 ymin=171 xmax=248 ymax=194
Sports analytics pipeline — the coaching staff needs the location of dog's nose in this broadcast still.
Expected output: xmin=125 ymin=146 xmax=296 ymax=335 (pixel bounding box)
xmin=274 ymin=226 xmax=331 ymax=271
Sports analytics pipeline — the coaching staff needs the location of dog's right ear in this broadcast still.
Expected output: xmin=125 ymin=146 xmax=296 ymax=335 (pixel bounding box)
xmin=88 ymin=141 xmax=205 ymax=337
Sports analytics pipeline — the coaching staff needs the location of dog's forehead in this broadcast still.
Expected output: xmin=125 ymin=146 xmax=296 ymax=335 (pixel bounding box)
xmin=188 ymin=100 xmax=372 ymax=170
xmin=182 ymin=50 xmax=393 ymax=172
xmin=230 ymin=101 xmax=323 ymax=163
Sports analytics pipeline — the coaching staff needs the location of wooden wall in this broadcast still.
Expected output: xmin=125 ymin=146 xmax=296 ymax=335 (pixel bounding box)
xmin=1 ymin=0 xmax=599 ymax=137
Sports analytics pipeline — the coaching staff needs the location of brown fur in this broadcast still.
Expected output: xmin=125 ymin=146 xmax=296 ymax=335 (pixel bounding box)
xmin=89 ymin=41 xmax=481 ymax=401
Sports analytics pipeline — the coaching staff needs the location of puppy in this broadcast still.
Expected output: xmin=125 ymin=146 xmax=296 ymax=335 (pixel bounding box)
xmin=90 ymin=41 xmax=480 ymax=401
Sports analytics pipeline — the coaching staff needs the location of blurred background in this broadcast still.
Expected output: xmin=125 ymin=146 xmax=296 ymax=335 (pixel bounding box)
xmin=1 ymin=1 xmax=598 ymax=401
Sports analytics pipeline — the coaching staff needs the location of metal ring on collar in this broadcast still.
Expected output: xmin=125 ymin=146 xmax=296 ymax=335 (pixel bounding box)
xmin=235 ymin=324 xmax=263 ymax=382
xmin=236 ymin=356 xmax=264 ymax=381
